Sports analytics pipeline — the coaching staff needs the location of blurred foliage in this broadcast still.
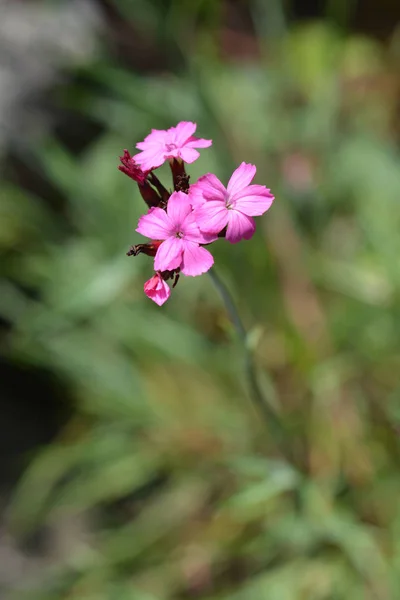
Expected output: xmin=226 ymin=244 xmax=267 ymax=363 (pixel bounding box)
xmin=1 ymin=0 xmax=400 ymax=598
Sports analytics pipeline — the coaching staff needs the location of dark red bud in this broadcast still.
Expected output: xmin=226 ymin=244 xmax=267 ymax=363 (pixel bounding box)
xmin=119 ymin=150 xmax=161 ymax=208
xmin=118 ymin=150 xmax=147 ymax=185
xmin=126 ymin=240 xmax=162 ymax=257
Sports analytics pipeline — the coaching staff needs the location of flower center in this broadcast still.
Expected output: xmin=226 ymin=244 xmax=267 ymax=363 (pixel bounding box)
xmin=225 ymin=194 xmax=233 ymax=210
xmin=165 ymin=143 xmax=177 ymax=152
xmin=175 ymin=230 xmax=184 ymax=238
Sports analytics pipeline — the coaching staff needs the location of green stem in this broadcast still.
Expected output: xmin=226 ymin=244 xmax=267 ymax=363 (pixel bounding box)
xmin=208 ymin=268 xmax=290 ymax=457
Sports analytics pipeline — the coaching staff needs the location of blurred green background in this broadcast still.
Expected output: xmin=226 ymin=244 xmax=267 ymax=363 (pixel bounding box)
xmin=1 ymin=0 xmax=400 ymax=598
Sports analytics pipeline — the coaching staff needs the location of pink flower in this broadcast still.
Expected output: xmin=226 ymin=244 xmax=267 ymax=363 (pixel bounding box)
xmin=144 ymin=273 xmax=171 ymax=306
xmin=191 ymin=162 xmax=274 ymax=243
xmin=136 ymin=191 xmax=215 ymax=276
xmin=134 ymin=121 xmax=212 ymax=171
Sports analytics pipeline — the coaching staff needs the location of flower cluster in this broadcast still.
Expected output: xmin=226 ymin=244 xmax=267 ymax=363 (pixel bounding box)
xmin=119 ymin=121 xmax=274 ymax=306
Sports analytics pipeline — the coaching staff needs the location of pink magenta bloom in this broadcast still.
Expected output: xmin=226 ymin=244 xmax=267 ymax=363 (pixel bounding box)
xmin=136 ymin=191 xmax=215 ymax=276
xmin=191 ymin=162 xmax=274 ymax=243
xmin=144 ymin=273 xmax=170 ymax=306
xmin=134 ymin=121 xmax=212 ymax=171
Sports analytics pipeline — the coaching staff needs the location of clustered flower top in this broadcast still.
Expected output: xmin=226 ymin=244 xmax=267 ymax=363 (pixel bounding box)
xmin=119 ymin=121 xmax=274 ymax=306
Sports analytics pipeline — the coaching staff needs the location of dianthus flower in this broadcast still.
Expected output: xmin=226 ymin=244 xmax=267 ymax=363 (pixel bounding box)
xmin=136 ymin=191 xmax=215 ymax=276
xmin=191 ymin=162 xmax=274 ymax=243
xmin=144 ymin=272 xmax=171 ymax=306
xmin=134 ymin=121 xmax=212 ymax=171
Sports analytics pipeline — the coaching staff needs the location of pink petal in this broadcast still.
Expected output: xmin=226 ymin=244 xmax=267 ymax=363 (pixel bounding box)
xmin=227 ymin=162 xmax=256 ymax=195
xmin=226 ymin=210 xmax=256 ymax=243
xmin=188 ymin=182 xmax=206 ymax=208
xmin=193 ymin=173 xmax=226 ymax=201
xmin=144 ymin=274 xmax=171 ymax=306
xmin=134 ymin=122 xmax=211 ymax=169
xmin=181 ymin=211 xmax=218 ymax=243
xmin=136 ymin=141 xmax=157 ymax=151
xmin=149 ymin=128 xmax=166 ymax=139
xmin=181 ymin=241 xmax=214 ymax=276
xmin=173 ymin=121 xmax=197 ymax=145
xmin=166 ymin=148 xmax=181 ymax=160
xmin=185 ymin=136 xmax=213 ymax=149
xmin=232 ymin=184 xmax=272 ymax=199
xmin=178 ymin=147 xmax=201 ymax=163
xmin=167 ymin=191 xmax=192 ymax=227
xmin=194 ymin=201 xmax=229 ymax=234
xmin=139 ymin=129 xmax=169 ymax=145
xmin=134 ymin=148 xmax=166 ymax=170
xmin=136 ymin=207 xmax=173 ymax=240
xmin=232 ymin=186 xmax=274 ymax=216
xmin=154 ymin=237 xmax=183 ymax=272
xmin=136 ymin=132 xmax=166 ymax=150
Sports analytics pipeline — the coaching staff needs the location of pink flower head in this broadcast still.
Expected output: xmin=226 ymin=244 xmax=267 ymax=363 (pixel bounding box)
xmin=191 ymin=162 xmax=274 ymax=243
xmin=144 ymin=272 xmax=171 ymax=306
xmin=134 ymin=121 xmax=212 ymax=171
xmin=136 ymin=191 xmax=215 ymax=276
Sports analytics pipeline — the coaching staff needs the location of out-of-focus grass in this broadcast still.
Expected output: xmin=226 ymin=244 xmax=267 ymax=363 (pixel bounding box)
xmin=1 ymin=1 xmax=400 ymax=598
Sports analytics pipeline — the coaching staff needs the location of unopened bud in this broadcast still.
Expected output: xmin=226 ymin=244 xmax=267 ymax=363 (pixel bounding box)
xmin=118 ymin=150 xmax=161 ymax=208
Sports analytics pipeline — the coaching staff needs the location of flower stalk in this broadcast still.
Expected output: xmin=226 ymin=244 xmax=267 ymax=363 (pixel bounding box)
xmin=208 ymin=267 xmax=290 ymax=458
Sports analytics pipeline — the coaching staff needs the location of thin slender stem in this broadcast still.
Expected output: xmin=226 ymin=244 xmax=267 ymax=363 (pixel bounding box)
xmin=208 ymin=267 xmax=290 ymax=457
xmin=208 ymin=268 xmax=247 ymax=343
